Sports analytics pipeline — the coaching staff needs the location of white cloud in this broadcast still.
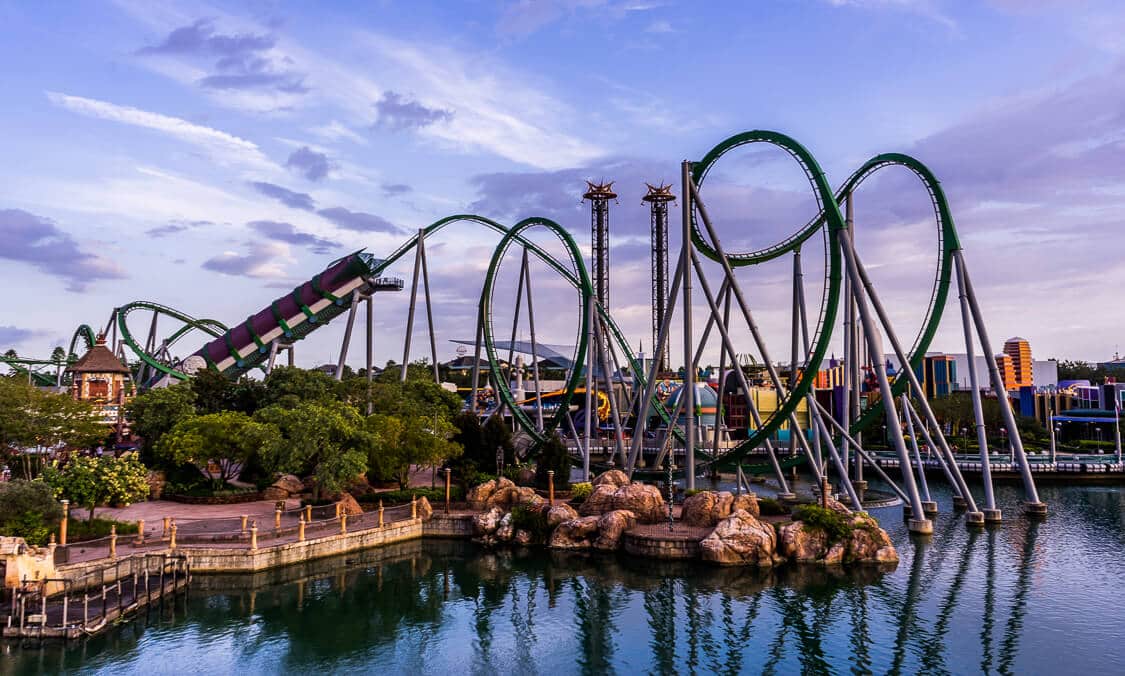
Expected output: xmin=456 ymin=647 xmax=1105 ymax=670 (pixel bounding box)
xmin=45 ymin=91 xmax=275 ymax=171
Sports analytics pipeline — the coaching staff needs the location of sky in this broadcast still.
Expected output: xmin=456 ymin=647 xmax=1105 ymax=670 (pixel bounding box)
xmin=1 ymin=0 xmax=1123 ymax=374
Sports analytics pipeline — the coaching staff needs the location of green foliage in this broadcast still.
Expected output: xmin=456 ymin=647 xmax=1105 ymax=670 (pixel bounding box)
xmin=156 ymin=411 xmax=281 ymax=486
xmin=482 ymin=414 xmax=516 ymax=466
xmin=256 ymin=399 xmax=371 ymax=499
xmin=0 ymin=378 xmax=106 ymax=457
xmin=261 ymin=366 xmax=340 ymax=408
xmin=569 ymin=481 xmax=592 ymax=503
xmin=343 ymin=371 xmax=462 ymax=420
xmin=42 ymin=453 xmax=150 ymax=520
xmin=125 ymin=383 xmax=197 ymax=463
xmin=757 ymin=497 xmax=789 ymax=516
xmin=510 ymin=504 xmax=549 ymax=543
xmin=792 ymin=504 xmax=851 ymax=544
xmin=191 ymin=369 xmax=265 ymax=415
xmin=364 ymin=412 xmax=461 ymax=490
xmin=534 ymin=435 xmax=571 ymax=490
xmin=357 ymin=487 xmax=464 ymax=505
xmin=684 ymin=488 xmax=704 ymax=497
xmin=1057 ymin=359 xmax=1115 ymax=384
xmin=67 ymin=517 xmax=138 ymax=542
xmin=0 ymin=479 xmax=63 ymax=545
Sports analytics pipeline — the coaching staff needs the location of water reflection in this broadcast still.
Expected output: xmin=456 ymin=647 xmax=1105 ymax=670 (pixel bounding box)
xmin=6 ymin=486 xmax=1124 ymax=675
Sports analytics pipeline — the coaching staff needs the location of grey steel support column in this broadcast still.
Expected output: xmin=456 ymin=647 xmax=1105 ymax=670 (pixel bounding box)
xmin=366 ymin=296 xmax=374 ymax=415
xmin=470 ymin=312 xmax=484 ymax=415
xmin=955 ymin=249 xmax=1045 ymax=513
xmin=848 ymin=242 xmax=978 ymax=517
xmin=711 ymin=291 xmax=732 ymax=464
xmin=903 ymin=394 xmax=936 ymax=514
xmin=812 ymin=400 xmax=909 ymax=505
xmin=905 ymin=400 xmax=974 ymax=518
xmin=401 ymin=230 xmax=424 ymax=382
xmin=794 ymin=248 xmax=824 ymax=480
xmin=847 ymin=194 xmax=863 ymax=488
xmin=594 ymin=312 xmax=627 ymax=467
xmin=625 ymin=251 xmax=685 ymax=474
xmin=506 ymin=251 xmax=528 ymax=372
xmin=287 ymin=345 xmax=294 ymax=367
xmin=1047 ymin=396 xmax=1057 ymax=465
xmin=689 ymin=179 xmax=819 ymax=476
xmin=681 ymin=161 xmax=696 ymax=490
xmin=790 ymin=251 xmax=801 ymax=463
xmin=419 ymin=232 xmax=440 ymax=384
xmin=838 ymin=230 xmax=930 ymax=533
xmin=955 ymin=254 xmax=998 ymax=522
xmin=1115 ymin=403 xmax=1122 ymax=465
xmin=522 ymin=249 xmax=545 ymax=432
xmin=583 ymin=296 xmax=595 ymax=481
xmin=807 ymin=398 xmax=865 ymax=507
xmin=265 ymin=340 xmax=279 ymax=375
xmin=689 ymin=248 xmax=794 ymax=492
xmin=335 ymin=298 xmax=359 ymax=381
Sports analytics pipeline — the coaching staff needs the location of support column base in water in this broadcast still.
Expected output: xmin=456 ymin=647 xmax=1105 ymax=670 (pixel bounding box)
xmin=966 ymin=511 xmax=985 ymax=527
xmin=1023 ymin=501 xmax=1048 ymax=517
xmin=921 ymin=501 xmax=938 ymax=515
xmin=908 ymin=518 xmax=934 ymax=535
xmin=983 ymin=508 xmax=1002 ymax=523
xmin=776 ymin=492 xmax=797 ymax=501
xmin=952 ymin=496 xmax=969 ymax=510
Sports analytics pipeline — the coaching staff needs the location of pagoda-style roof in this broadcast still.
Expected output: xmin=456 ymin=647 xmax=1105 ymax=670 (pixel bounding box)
xmin=67 ymin=338 xmax=130 ymax=374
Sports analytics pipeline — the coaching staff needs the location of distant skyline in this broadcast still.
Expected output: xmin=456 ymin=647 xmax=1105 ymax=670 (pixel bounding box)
xmin=1 ymin=0 xmax=1123 ymax=368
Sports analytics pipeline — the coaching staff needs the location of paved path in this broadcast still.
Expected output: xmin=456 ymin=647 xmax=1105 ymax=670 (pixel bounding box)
xmin=90 ymin=498 xmax=300 ymax=524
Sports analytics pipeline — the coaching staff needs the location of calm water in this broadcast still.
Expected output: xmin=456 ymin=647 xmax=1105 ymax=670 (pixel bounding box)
xmin=5 ymin=483 xmax=1125 ymax=675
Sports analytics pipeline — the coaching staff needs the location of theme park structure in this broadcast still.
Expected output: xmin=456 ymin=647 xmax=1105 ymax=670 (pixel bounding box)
xmin=3 ymin=130 xmax=1048 ymax=533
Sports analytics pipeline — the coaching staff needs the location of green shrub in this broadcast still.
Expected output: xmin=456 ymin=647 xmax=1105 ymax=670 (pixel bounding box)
xmin=684 ymin=488 xmax=704 ymax=497
xmin=570 ymin=482 xmax=592 ymax=503
xmin=534 ymin=436 xmax=572 ymax=490
xmin=757 ymin=497 xmax=789 ymax=516
xmin=67 ymin=517 xmax=138 ymax=542
xmin=792 ymin=504 xmax=851 ymax=544
xmin=0 ymin=480 xmax=63 ymax=546
xmin=510 ymin=504 xmax=549 ymax=543
xmin=167 ymin=482 xmax=255 ymax=498
xmin=356 ymin=487 xmax=464 ymax=505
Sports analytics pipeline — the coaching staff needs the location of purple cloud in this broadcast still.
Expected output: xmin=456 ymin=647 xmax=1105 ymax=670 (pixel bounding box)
xmin=248 ymin=220 xmax=339 ymax=254
xmin=286 ymin=146 xmax=331 ymax=181
xmin=374 ymin=92 xmax=453 ymax=131
xmin=318 ymin=206 xmax=404 ymax=234
xmin=249 ymin=181 xmax=316 ymax=211
xmin=381 ymin=183 xmax=413 ymax=197
xmin=0 ymin=209 xmax=126 ymax=291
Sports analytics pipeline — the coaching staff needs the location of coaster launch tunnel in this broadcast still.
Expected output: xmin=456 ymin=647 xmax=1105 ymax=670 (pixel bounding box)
xmin=152 ymin=251 xmax=399 ymax=384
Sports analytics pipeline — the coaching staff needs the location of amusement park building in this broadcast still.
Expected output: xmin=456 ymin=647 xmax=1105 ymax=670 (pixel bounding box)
xmin=1003 ymin=337 xmax=1034 ymax=389
xmin=66 ymin=336 xmax=132 ymax=435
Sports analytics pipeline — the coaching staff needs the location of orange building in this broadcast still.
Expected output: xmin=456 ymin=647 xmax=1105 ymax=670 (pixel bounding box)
xmin=994 ymin=353 xmax=1017 ymax=392
xmin=1003 ymin=336 xmax=1034 ymax=388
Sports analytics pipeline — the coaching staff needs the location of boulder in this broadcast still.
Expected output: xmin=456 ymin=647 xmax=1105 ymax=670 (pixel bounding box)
xmin=472 ymin=507 xmax=504 ymax=537
xmin=845 ymin=514 xmax=898 ymax=563
xmin=611 ymin=483 xmax=666 ymax=523
xmin=824 ymin=497 xmax=852 ymax=516
xmin=683 ymin=491 xmax=759 ymax=526
xmin=516 ymin=467 xmax=537 ymax=486
xmin=264 ymin=474 xmax=305 ymax=500
xmin=578 ymin=484 xmax=617 ymax=516
xmin=467 ymin=478 xmax=516 ymax=511
xmin=514 ymin=529 xmax=533 ymax=546
xmin=547 ymin=504 xmax=579 ymax=529
xmin=261 ymin=486 xmax=288 ymax=501
xmin=778 ymin=521 xmax=830 ymax=562
xmin=700 ymin=510 xmax=779 ymax=566
xmin=345 ymin=475 xmax=375 ymax=498
xmin=338 ymin=492 xmax=364 ymax=516
xmin=593 ymin=510 xmax=637 ymax=551
xmin=547 ymin=516 xmax=600 ymax=550
xmin=593 ymin=469 xmax=629 ymax=488
xmin=495 ymin=512 xmax=514 ymax=542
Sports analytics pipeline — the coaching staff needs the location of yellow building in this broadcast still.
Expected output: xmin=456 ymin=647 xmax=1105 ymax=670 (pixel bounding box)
xmin=1003 ymin=336 xmax=1034 ymax=388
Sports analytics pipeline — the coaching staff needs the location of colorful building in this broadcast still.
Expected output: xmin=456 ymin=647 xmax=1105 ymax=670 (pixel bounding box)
xmin=66 ymin=336 xmax=132 ymax=436
xmin=913 ymin=354 xmax=957 ymax=399
xmin=1003 ymin=337 xmax=1034 ymax=388
xmin=994 ymin=353 xmax=1017 ymax=391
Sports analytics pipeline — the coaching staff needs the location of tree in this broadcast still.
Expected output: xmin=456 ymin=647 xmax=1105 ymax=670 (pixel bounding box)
xmin=125 ymin=383 xmax=196 ymax=464
xmin=156 ymin=411 xmax=281 ymax=487
xmin=3 ymin=349 xmax=16 ymax=358
xmin=50 ymin=346 xmax=66 ymax=363
xmin=0 ymin=379 xmax=105 ymax=478
xmin=261 ymin=366 xmax=340 ymax=408
xmin=191 ymin=369 xmax=265 ymax=415
xmin=43 ymin=453 xmax=150 ymax=520
xmin=0 ymin=479 xmax=63 ymax=545
xmin=535 ymin=435 xmax=572 ymax=490
xmin=255 ymin=400 xmax=371 ymax=500
xmin=482 ymin=414 xmax=516 ymax=467
xmin=365 ymin=413 xmax=461 ymax=489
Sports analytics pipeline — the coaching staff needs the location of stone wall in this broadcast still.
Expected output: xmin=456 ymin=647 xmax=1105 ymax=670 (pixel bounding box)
xmin=182 ymin=518 xmax=423 ymax=573
xmin=423 ymin=513 xmax=474 ymax=539
xmin=623 ymin=531 xmax=702 ymax=560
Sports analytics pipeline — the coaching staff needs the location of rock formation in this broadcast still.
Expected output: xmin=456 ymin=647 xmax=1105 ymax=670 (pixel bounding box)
xmin=593 ymin=510 xmax=637 ymax=551
xmin=700 ymin=509 xmax=779 ymax=566
xmin=682 ymin=491 xmax=760 ymax=527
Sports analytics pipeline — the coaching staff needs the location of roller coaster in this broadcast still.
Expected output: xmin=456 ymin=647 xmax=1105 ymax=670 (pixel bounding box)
xmin=3 ymin=130 xmax=1047 ymax=531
